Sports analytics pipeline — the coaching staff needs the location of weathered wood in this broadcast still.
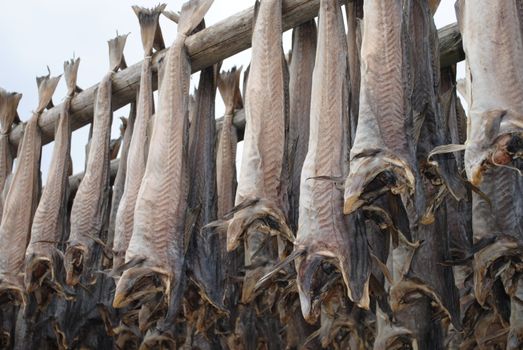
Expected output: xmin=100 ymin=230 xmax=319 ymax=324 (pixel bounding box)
xmin=8 ymin=0 xmax=462 ymax=149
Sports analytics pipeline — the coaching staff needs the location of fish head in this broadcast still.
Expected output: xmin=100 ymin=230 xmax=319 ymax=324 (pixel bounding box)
xmin=139 ymin=329 xmax=176 ymax=350
xmin=344 ymin=153 xmax=415 ymax=214
xmin=227 ymin=198 xmax=293 ymax=252
xmin=0 ymin=330 xmax=10 ymax=349
xmin=0 ymin=276 xmax=25 ymax=306
xmin=113 ymin=266 xmax=170 ymax=309
xmin=64 ymin=243 xmax=87 ymax=286
xmin=374 ymin=324 xmax=418 ymax=350
xmin=24 ymin=255 xmax=53 ymax=292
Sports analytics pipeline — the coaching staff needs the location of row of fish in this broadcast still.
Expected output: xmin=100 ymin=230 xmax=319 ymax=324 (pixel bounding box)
xmin=0 ymin=0 xmax=522 ymax=348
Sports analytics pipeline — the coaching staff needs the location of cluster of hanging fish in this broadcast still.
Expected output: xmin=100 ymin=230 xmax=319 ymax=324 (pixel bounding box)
xmin=0 ymin=0 xmax=522 ymax=348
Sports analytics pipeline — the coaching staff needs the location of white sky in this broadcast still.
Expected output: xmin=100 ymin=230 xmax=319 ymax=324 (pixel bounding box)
xmin=0 ymin=0 xmax=462 ymax=180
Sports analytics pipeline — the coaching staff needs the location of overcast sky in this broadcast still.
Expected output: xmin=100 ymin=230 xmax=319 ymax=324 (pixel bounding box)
xmin=0 ymin=0 xmax=461 ymax=180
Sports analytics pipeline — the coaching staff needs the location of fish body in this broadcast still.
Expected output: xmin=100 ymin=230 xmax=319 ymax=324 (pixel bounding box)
xmin=0 ymin=72 xmax=60 ymax=305
xmin=113 ymin=5 xmax=164 ymax=270
xmin=24 ymin=58 xmax=79 ymax=296
xmin=227 ymin=0 xmax=291 ymax=253
xmin=65 ymin=34 xmax=128 ymax=286
xmin=294 ymin=0 xmax=370 ymax=321
xmin=114 ymin=0 xmax=214 ymax=314
xmin=287 ymin=19 xmax=316 ymax=231
xmin=0 ymin=89 xmax=22 ymax=221
xmin=343 ymin=0 xmax=415 ymax=216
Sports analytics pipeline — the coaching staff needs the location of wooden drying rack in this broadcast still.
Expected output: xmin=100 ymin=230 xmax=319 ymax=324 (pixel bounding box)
xmin=7 ymin=0 xmax=464 ymax=190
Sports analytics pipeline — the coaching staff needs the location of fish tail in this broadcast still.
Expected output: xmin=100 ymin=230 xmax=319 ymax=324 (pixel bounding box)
xmin=0 ymin=89 xmax=22 ymax=134
xmin=35 ymin=68 xmax=61 ymax=114
xmin=218 ymin=66 xmax=243 ymax=115
xmin=132 ymin=4 xmax=166 ymax=56
xmin=63 ymin=57 xmax=81 ymax=97
xmin=108 ymin=33 xmax=129 ymax=72
xmin=177 ymin=0 xmax=214 ymax=36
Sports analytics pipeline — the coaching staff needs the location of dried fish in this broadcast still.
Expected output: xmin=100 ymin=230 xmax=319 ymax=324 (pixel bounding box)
xmin=287 ymin=19 xmax=316 ymax=232
xmin=459 ymin=0 xmax=523 ymax=347
xmin=186 ymin=59 xmax=224 ymax=314
xmin=24 ymin=58 xmax=79 ymax=301
xmin=294 ymin=0 xmax=370 ymax=321
xmin=343 ymin=0 xmax=416 ymax=216
xmin=216 ymin=67 xmax=242 ymax=218
xmin=107 ymin=107 xmax=135 ymax=261
xmin=227 ymin=0 xmax=292 ymax=253
xmin=459 ymin=0 xmax=523 ymax=186
xmin=0 ymin=70 xmax=59 ymax=305
xmin=113 ymin=4 xmax=164 ymax=271
xmin=0 ymin=89 xmax=21 ymax=221
xmin=65 ymin=34 xmax=128 ymax=286
xmin=113 ymin=2 xmax=214 ymax=345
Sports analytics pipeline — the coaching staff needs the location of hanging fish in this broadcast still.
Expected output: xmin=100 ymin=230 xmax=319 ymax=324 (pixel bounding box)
xmin=106 ymin=109 xmax=134 ymax=265
xmin=65 ymin=34 xmax=128 ymax=286
xmin=458 ymin=0 xmax=523 ymax=347
xmin=0 ymin=70 xmax=60 ymax=305
xmin=0 ymin=89 xmax=21 ymax=221
xmin=294 ymin=0 xmax=371 ymax=321
xmin=343 ymin=0 xmax=416 ymax=217
xmin=113 ymin=2 xmax=214 ymax=345
xmin=24 ymin=58 xmax=79 ymax=303
xmin=186 ymin=61 xmax=225 ymax=318
xmin=344 ymin=0 xmax=362 ymax=141
xmin=287 ymin=19 xmax=316 ymax=232
xmin=112 ymin=4 xmax=164 ymax=271
xmin=216 ymin=67 xmax=242 ymax=219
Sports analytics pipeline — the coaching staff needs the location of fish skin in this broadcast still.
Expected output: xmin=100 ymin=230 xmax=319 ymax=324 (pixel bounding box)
xmin=113 ymin=3 xmax=214 ymax=342
xmin=0 ymin=89 xmax=22 ymax=222
xmin=24 ymin=58 xmax=79 ymax=296
xmin=65 ymin=34 xmax=128 ymax=286
xmin=228 ymin=0 xmax=291 ymax=252
xmin=294 ymin=0 xmax=370 ymax=320
xmin=112 ymin=5 xmax=163 ymax=271
xmin=0 ymin=71 xmax=59 ymax=306
xmin=287 ymin=19 xmax=316 ymax=232
xmin=343 ymin=0 xmax=416 ymax=216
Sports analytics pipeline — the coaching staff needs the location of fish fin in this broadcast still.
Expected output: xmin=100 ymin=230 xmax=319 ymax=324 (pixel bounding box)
xmin=108 ymin=33 xmax=129 ymax=72
xmin=35 ymin=68 xmax=61 ymax=113
xmin=64 ymin=57 xmax=81 ymax=97
xmin=133 ymin=4 xmax=166 ymax=56
xmin=177 ymin=0 xmax=214 ymax=36
xmin=254 ymin=248 xmax=305 ymax=291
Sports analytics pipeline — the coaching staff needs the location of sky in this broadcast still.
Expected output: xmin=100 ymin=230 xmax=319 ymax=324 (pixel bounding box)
xmin=0 ymin=0 xmax=462 ymax=180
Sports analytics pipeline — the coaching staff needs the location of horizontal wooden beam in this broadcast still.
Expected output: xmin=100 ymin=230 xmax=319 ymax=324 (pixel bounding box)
xmin=9 ymin=0 xmax=463 ymax=149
